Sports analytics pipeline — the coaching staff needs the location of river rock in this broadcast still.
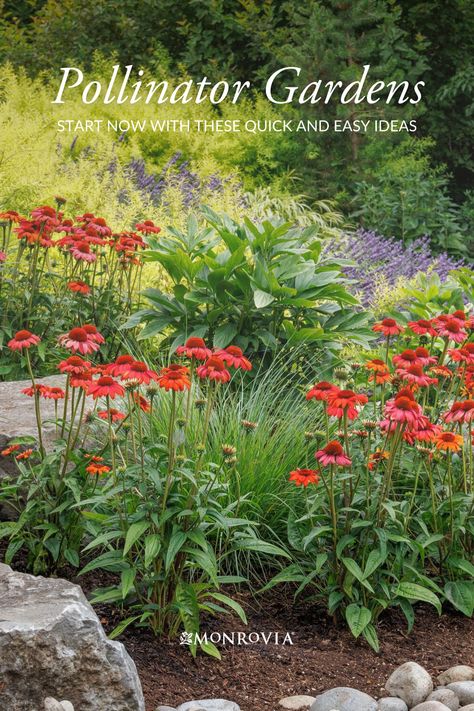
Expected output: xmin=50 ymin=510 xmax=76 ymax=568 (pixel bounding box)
xmin=427 ymin=689 xmax=460 ymax=710
xmin=458 ymin=705 xmax=474 ymax=710
xmin=279 ymin=697 xmax=316 ymax=710
xmin=155 ymin=707 xmax=177 ymax=711
xmin=310 ymin=687 xmax=377 ymax=711
xmin=439 ymin=668 xmax=474 ymax=686
xmin=0 ymin=563 xmax=145 ymax=711
xmin=177 ymin=702 xmax=240 ymax=711
xmin=44 ymin=700 xmax=75 ymax=711
xmin=411 ymin=703 xmax=452 ymax=711
xmin=377 ymin=698 xmax=408 ymax=711
xmin=447 ymin=684 xmax=474 ymax=706
xmin=386 ymin=662 xmax=433 ymax=707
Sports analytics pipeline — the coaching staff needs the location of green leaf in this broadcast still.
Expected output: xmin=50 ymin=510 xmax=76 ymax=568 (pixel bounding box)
xmin=444 ymin=581 xmax=474 ymax=617
xmin=398 ymin=598 xmax=415 ymax=633
xmin=200 ymin=640 xmax=221 ymax=659
xmin=363 ymin=549 xmax=387 ymax=579
xmin=396 ymin=582 xmax=442 ymax=614
xmin=213 ymin=323 xmax=238 ymax=349
xmin=108 ymin=615 xmax=141 ymax=640
xmin=260 ymin=564 xmax=305 ymax=592
xmin=64 ymin=548 xmax=80 ymax=567
xmin=209 ymin=593 xmax=247 ymax=624
xmin=345 ymin=604 xmax=371 ymax=639
xmin=144 ymin=533 xmax=161 ymax=568
xmin=165 ymin=529 xmax=187 ymax=572
xmin=362 ymin=623 xmax=380 ymax=652
xmin=253 ymin=289 xmax=275 ymax=308
xmin=123 ymin=521 xmax=149 ymax=556
xmin=233 ymin=538 xmax=290 ymax=558
xmin=121 ymin=568 xmax=136 ymax=599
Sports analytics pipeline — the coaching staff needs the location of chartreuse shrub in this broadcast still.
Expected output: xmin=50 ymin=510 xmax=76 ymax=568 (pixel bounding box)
xmin=129 ymin=208 xmax=372 ymax=361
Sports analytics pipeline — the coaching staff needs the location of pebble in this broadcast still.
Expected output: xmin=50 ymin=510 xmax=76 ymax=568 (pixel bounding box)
xmin=377 ymin=698 xmax=408 ymax=711
xmin=155 ymin=707 xmax=177 ymax=711
xmin=385 ymin=662 xmax=433 ymax=707
xmin=410 ymin=702 xmax=452 ymax=711
xmin=438 ymin=668 xmax=474 ymax=686
xmin=458 ymin=706 xmax=474 ymax=710
xmin=427 ymin=689 xmax=460 ymax=711
xmin=447 ymin=684 xmax=474 ymax=706
xmin=278 ymin=696 xmax=316 ymax=710
xmin=177 ymin=701 xmax=240 ymax=711
xmin=310 ymin=687 xmax=377 ymax=711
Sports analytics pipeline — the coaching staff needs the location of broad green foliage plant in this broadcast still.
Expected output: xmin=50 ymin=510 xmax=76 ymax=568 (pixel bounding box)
xmin=130 ymin=209 xmax=372 ymax=359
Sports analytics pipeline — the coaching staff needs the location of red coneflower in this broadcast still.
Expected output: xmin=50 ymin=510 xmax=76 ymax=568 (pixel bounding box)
xmin=449 ymin=343 xmax=474 ymax=365
xmin=70 ymin=371 xmax=93 ymax=389
xmin=108 ymin=354 xmax=135 ymax=377
xmin=397 ymin=363 xmax=438 ymax=387
xmin=306 ymin=381 xmax=338 ymax=402
xmin=326 ymin=389 xmax=368 ymax=420
xmin=434 ymin=317 xmax=467 ymax=343
xmin=122 ymin=360 xmax=159 ymax=385
xmin=86 ymin=462 xmax=111 ymax=476
xmin=384 ymin=391 xmax=423 ymax=426
xmin=444 ymin=400 xmax=474 ymax=424
xmin=41 ymin=386 xmax=65 ymax=400
xmin=70 ymin=241 xmax=97 ymax=263
xmin=289 ymin=468 xmax=320 ymax=487
xmin=88 ymin=376 xmax=124 ymax=400
xmin=197 ymin=356 xmax=231 ymax=383
xmin=392 ymin=349 xmax=420 ymax=369
xmin=1 ymin=444 xmax=20 ymax=456
xmin=315 ymin=441 xmax=352 ymax=467
xmin=435 ymin=431 xmax=463 ymax=452
xmin=58 ymin=327 xmax=100 ymax=355
xmin=158 ymin=364 xmax=191 ymax=392
xmin=366 ymin=359 xmax=391 ymax=384
xmin=22 ymin=384 xmax=45 ymax=397
xmin=372 ymin=318 xmax=404 ymax=337
xmin=407 ymin=319 xmax=437 ymax=337
xmin=67 ymin=280 xmax=90 ymax=295
xmin=407 ymin=416 xmax=441 ymax=443
xmin=58 ymin=355 xmax=91 ymax=374
xmin=0 ymin=210 xmax=21 ymax=222
xmin=176 ymin=337 xmax=212 ymax=361
xmin=8 ymin=329 xmax=41 ymax=351
xmin=98 ymin=408 xmax=126 ymax=422
xmin=216 ymin=346 xmax=252 ymax=371
xmin=135 ymin=220 xmax=161 ymax=234
xmin=414 ymin=347 xmax=438 ymax=367
xmin=0 ymin=251 xmax=6 ymax=263
xmin=16 ymin=448 xmax=33 ymax=460
xmin=82 ymin=324 xmax=105 ymax=344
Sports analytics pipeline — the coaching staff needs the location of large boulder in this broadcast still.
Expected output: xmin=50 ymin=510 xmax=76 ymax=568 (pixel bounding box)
xmin=0 ymin=563 xmax=145 ymax=711
xmin=385 ymin=662 xmax=433 ymax=707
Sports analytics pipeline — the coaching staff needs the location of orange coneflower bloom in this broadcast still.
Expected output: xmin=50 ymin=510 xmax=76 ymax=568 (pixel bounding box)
xmin=135 ymin=220 xmax=161 ymax=234
xmin=86 ymin=462 xmax=111 ymax=476
xmin=289 ymin=468 xmax=320 ymax=487
xmin=16 ymin=449 xmax=33 ymax=460
xmin=132 ymin=392 xmax=151 ymax=412
xmin=98 ymin=408 xmax=126 ymax=422
xmin=392 ymin=349 xmax=420 ymax=369
xmin=41 ymin=386 xmax=65 ymax=400
xmin=58 ymin=355 xmax=91 ymax=374
xmin=449 ymin=343 xmax=474 ymax=365
xmin=397 ymin=363 xmax=438 ymax=388
xmin=326 ymin=389 xmax=368 ymax=420
xmin=372 ymin=318 xmax=404 ymax=337
xmin=435 ymin=431 xmax=463 ymax=452
xmin=158 ymin=364 xmax=191 ymax=392
xmin=368 ymin=450 xmax=389 ymax=470
xmin=1 ymin=444 xmax=20 ymax=456
xmin=67 ymin=280 xmax=90 ymax=295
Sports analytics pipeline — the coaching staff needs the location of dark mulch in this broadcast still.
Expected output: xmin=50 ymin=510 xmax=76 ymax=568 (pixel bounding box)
xmin=1 ymin=544 xmax=473 ymax=711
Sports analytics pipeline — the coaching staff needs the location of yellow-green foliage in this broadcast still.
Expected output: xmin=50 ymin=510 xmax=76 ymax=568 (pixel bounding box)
xmin=0 ymin=64 xmax=298 ymax=229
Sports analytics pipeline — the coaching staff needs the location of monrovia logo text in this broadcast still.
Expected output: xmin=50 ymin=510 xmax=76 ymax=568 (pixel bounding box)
xmin=179 ymin=631 xmax=294 ymax=646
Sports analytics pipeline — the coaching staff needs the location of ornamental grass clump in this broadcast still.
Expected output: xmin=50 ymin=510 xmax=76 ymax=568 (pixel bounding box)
xmin=1 ymin=327 xmax=286 ymax=657
xmin=268 ymin=309 xmax=474 ymax=651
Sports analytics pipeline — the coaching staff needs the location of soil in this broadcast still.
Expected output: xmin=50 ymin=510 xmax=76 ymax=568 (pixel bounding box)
xmin=115 ymin=594 xmax=473 ymax=711
xmin=1 ymin=544 xmax=473 ymax=711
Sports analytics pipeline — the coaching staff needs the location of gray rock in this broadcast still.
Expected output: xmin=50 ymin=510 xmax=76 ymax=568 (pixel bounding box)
xmin=438 ymin=669 xmax=474 ymax=686
xmin=177 ymin=702 xmax=240 ymax=711
xmin=377 ymin=698 xmax=408 ymax=711
xmin=447 ymin=684 xmax=474 ymax=706
xmin=428 ymin=689 xmax=460 ymax=711
xmin=310 ymin=687 xmax=377 ymax=711
xmin=155 ymin=707 xmax=177 ymax=711
xmin=60 ymin=704 xmax=75 ymax=711
xmin=411 ymin=703 xmax=452 ymax=711
xmin=279 ymin=697 xmax=316 ymax=710
xmin=458 ymin=705 xmax=474 ymax=710
xmin=44 ymin=700 xmax=66 ymax=711
xmin=0 ymin=564 xmax=145 ymax=711
xmin=386 ymin=662 xmax=433 ymax=707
